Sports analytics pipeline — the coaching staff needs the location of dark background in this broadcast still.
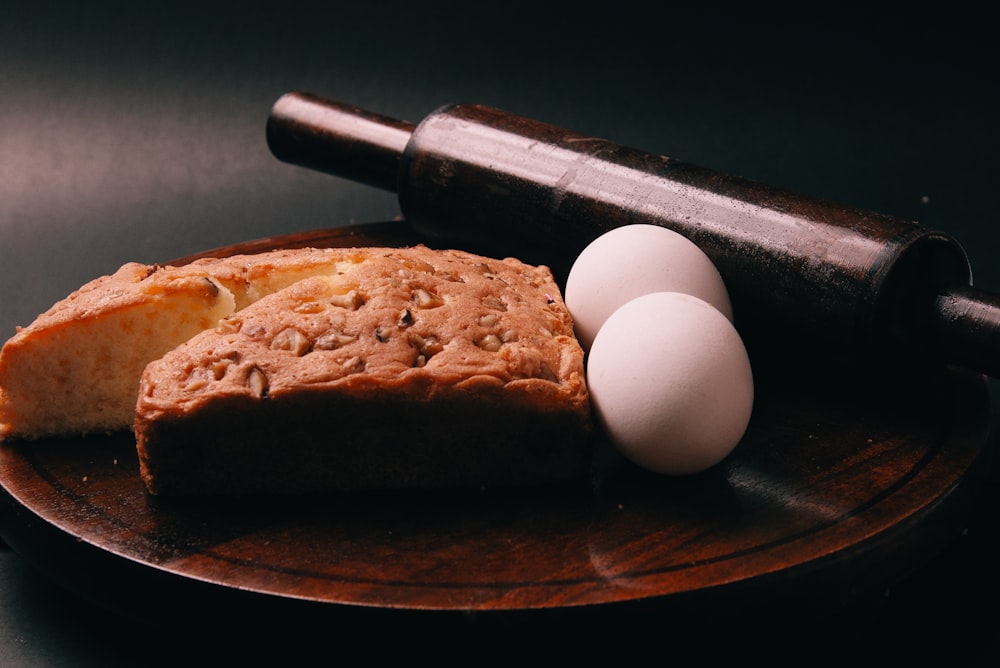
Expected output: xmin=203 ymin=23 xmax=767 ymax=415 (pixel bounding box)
xmin=2 ymin=2 xmax=998 ymax=665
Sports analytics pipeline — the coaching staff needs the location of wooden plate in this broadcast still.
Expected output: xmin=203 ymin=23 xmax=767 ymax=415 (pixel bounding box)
xmin=0 ymin=221 xmax=991 ymax=662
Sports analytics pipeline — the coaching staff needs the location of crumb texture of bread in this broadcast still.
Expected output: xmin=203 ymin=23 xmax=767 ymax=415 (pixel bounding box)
xmin=135 ymin=247 xmax=591 ymax=495
xmin=0 ymin=264 xmax=236 ymax=439
xmin=0 ymin=248 xmax=407 ymax=440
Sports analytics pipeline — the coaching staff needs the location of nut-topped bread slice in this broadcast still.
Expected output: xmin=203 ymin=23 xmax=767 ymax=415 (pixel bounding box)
xmin=135 ymin=246 xmax=591 ymax=495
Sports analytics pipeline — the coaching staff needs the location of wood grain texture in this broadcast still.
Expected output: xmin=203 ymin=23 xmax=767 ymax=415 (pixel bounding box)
xmin=0 ymin=221 xmax=990 ymax=661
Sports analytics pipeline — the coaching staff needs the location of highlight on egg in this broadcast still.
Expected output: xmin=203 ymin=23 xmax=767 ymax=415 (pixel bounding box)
xmin=585 ymin=291 xmax=754 ymax=476
xmin=564 ymin=224 xmax=733 ymax=351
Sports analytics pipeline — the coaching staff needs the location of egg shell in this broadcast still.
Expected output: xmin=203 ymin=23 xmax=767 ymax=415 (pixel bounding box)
xmin=565 ymin=224 xmax=733 ymax=351
xmin=586 ymin=291 xmax=753 ymax=475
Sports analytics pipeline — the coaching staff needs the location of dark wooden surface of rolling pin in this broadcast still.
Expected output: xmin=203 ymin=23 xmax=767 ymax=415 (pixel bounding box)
xmin=268 ymin=95 xmax=1000 ymax=379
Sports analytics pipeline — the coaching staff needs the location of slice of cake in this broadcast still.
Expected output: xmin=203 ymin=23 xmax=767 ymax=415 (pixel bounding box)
xmin=135 ymin=247 xmax=591 ymax=495
xmin=0 ymin=247 xmax=444 ymax=440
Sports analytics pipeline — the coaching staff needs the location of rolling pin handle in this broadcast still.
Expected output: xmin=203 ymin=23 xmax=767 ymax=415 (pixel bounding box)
xmin=266 ymin=92 xmax=414 ymax=192
xmin=929 ymin=286 xmax=1000 ymax=378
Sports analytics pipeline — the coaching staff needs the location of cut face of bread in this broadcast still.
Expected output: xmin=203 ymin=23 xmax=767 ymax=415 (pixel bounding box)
xmin=135 ymin=247 xmax=591 ymax=495
xmin=0 ymin=266 xmax=235 ymax=439
xmin=0 ymin=249 xmax=410 ymax=440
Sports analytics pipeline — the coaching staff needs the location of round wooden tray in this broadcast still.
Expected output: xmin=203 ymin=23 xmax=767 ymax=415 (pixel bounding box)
xmin=0 ymin=221 xmax=991 ymax=663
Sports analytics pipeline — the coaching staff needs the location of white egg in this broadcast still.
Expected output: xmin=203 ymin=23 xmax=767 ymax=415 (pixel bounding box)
xmin=565 ymin=224 xmax=732 ymax=351
xmin=586 ymin=291 xmax=753 ymax=475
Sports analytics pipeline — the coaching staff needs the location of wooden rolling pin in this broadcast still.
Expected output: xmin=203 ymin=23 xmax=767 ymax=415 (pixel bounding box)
xmin=266 ymin=92 xmax=1000 ymax=378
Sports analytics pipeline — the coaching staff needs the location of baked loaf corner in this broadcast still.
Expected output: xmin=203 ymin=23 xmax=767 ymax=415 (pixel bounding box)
xmin=0 ymin=262 xmax=239 ymax=439
xmin=135 ymin=246 xmax=591 ymax=495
